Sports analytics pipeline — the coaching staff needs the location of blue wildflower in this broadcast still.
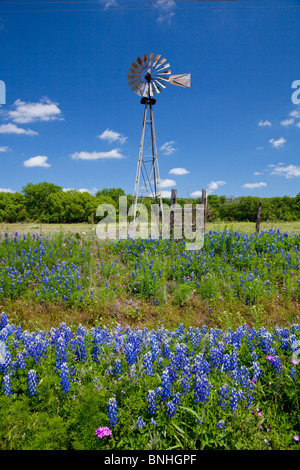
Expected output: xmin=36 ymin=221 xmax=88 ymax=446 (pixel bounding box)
xmin=108 ymin=397 xmax=118 ymax=428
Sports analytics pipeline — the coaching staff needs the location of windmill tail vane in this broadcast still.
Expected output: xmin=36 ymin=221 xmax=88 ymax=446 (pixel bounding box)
xmin=128 ymin=53 xmax=191 ymax=223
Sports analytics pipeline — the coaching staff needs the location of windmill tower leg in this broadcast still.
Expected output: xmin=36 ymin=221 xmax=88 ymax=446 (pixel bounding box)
xmin=149 ymin=99 xmax=164 ymax=223
xmin=133 ymin=97 xmax=164 ymax=227
xmin=133 ymin=101 xmax=148 ymax=223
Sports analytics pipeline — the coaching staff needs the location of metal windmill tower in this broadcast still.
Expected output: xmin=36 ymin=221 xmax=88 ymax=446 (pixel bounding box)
xmin=128 ymin=53 xmax=191 ymax=223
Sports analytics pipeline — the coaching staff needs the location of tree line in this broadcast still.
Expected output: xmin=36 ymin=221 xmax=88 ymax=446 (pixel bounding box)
xmin=0 ymin=182 xmax=299 ymax=224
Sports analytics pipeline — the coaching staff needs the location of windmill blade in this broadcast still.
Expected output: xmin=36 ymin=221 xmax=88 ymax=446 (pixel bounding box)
xmin=156 ymin=75 xmax=171 ymax=84
xmin=169 ymin=74 xmax=191 ymax=88
xmin=128 ymin=67 xmax=141 ymax=76
xmin=156 ymin=57 xmax=167 ymax=68
xmin=131 ymin=81 xmax=144 ymax=93
xmin=131 ymin=61 xmax=143 ymax=71
xmin=148 ymin=52 xmax=154 ymax=66
xmin=136 ymin=56 xmax=144 ymax=68
xmin=129 ymin=79 xmax=143 ymax=90
xmin=156 ymin=63 xmax=171 ymax=73
xmin=151 ymin=54 xmax=161 ymax=68
xmin=142 ymin=54 xmax=149 ymax=68
xmin=136 ymin=83 xmax=146 ymax=96
xmin=153 ymin=81 xmax=163 ymax=94
xmin=149 ymin=83 xmax=155 ymax=97
xmin=142 ymin=83 xmax=155 ymax=98
xmin=155 ymin=78 xmax=168 ymax=88
xmin=128 ymin=74 xmax=140 ymax=82
xmin=157 ymin=70 xmax=171 ymax=76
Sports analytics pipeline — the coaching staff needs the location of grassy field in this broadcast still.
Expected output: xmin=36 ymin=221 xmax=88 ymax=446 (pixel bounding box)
xmin=0 ymin=223 xmax=299 ymax=450
xmin=1 ymin=220 xmax=300 ymax=237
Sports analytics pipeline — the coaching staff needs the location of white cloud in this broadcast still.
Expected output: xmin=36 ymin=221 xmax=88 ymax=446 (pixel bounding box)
xmin=270 ymin=164 xmax=300 ymax=178
xmin=256 ymin=146 xmax=264 ymax=150
xmin=269 ymin=137 xmax=286 ymax=149
xmin=207 ymin=180 xmax=226 ymax=193
xmin=161 ymin=190 xmax=172 ymax=198
xmin=71 ymin=149 xmax=125 ymax=160
xmin=289 ymin=109 xmax=300 ymax=119
xmin=0 ymin=123 xmax=38 ymax=135
xmin=296 ymin=122 xmax=300 ymax=128
xmin=0 ymin=188 xmax=14 ymax=193
xmin=190 ymin=181 xmax=226 ymax=197
xmin=160 ymin=141 xmax=177 ymax=155
xmin=7 ymin=98 xmax=62 ymax=123
xmin=103 ymin=0 xmax=118 ymax=9
xmin=242 ymin=182 xmax=267 ymax=189
xmin=98 ymin=128 xmax=127 ymax=144
xmin=169 ymin=167 xmax=190 ymax=175
xmin=280 ymin=118 xmax=294 ymax=127
xmin=254 ymin=171 xmax=263 ymax=175
xmin=159 ymin=178 xmax=176 ymax=188
xmin=0 ymin=146 xmax=9 ymax=152
xmin=23 ymin=155 xmax=51 ymax=168
xmin=258 ymin=119 xmax=271 ymax=127
xmin=155 ymin=0 xmax=176 ymax=23
xmin=190 ymin=191 xmax=202 ymax=197
xmin=63 ymin=187 xmax=98 ymax=194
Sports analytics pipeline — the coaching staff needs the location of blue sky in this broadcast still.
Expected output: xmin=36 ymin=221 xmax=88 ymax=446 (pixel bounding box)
xmin=0 ymin=0 xmax=300 ymax=199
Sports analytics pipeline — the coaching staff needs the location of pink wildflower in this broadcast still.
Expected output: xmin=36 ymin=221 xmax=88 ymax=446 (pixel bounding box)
xmin=95 ymin=427 xmax=112 ymax=439
xmin=266 ymin=355 xmax=275 ymax=363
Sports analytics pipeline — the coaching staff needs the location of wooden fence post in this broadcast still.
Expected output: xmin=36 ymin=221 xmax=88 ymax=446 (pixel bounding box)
xmin=256 ymin=201 xmax=262 ymax=233
xmin=170 ymin=188 xmax=177 ymax=235
xmin=202 ymin=189 xmax=207 ymax=233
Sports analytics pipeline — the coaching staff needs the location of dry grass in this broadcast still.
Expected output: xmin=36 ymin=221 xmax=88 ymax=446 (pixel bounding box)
xmin=1 ymin=220 xmax=300 ymax=238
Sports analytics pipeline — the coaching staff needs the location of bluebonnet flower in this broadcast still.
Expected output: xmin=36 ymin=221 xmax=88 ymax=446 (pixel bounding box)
xmin=172 ymin=392 xmax=181 ymax=406
xmin=181 ymin=364 xmax=192 ymax=394
xmin=216 ymin=420 xmax=226 ymax=429
xmin=108 ymin=397 xmax=118 ymax=428
xmin=2 ymin=349 xmax=12 ymax=376
xmin=113 ymin=359 xmax=122 ymax=375
xmin=125 ymin=342 xmax=136 ymax=365
xmin=161 ymin=368 xmax=172 ymax=400
xmin=0 ymin=312 xmax=9 ymax=330
xmin=136 ymin=416 xmax=146 ymax=431
xmin=72 ymin=335 xmax=86 ymax=361
xmin=16 ymin=352 xmax=26 ymax=370
xmin=147 ymin=389 xmax=157 ymax=415
xmin=150 ymin=418 xmax=157 ymax=426
xmin=192 ymin=354 xmax=210 ymax=376
xmin=55 ymin=335 xmax=68 ymax=370
xmin=218 ymin=384 xmax=229 ymax=410
xmin=252 ymin=361 xmax=262 ymax=380
xmin=3 ymin=373 xmax=13 ymax=397
xmin=166 ymin=399 xmax=177 ymax=417
xmin=28 ymin=369 xmax=38 ymax=396
xmin=290 ymin=366 xmax=296 ymax=381
xmin=143 ymin=351 xmax=154 ymax=376
xmin=222 ymin=353 xmax=232 ymax=373
xmin=229 ymin=387 xmax=239 ymax=411
xmin=60 ymin=362 xmax=70 ymax=394
xmin=194 ymin=374 xmax=210 ymax=403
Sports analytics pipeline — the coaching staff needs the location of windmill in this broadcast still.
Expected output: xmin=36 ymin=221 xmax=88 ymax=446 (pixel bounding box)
xmin=128 ymin=53 xmax=191 ymax=224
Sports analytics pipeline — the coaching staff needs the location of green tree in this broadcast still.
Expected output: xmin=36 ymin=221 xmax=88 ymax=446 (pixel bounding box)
xmin=22 ymin=182 xmax=63 ymax=221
